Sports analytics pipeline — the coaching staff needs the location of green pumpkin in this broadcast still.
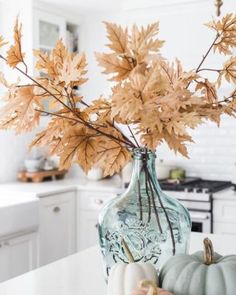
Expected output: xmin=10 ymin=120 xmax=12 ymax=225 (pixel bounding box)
xmin=159 ymin=238 xmax=236 ymax=295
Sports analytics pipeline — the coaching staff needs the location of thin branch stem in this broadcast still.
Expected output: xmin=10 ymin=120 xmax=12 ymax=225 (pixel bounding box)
xmin=0 ymin=55 xmax=71 ymax=110
xmin=196 ymin=33 xmax=220 ymax=73
xmin=36 ymin=109 xmax=81 ymax=123
xmin=137 ymin=177 xmax=143 ymax=221
xmin=197 ymin=68 xmax=221 ymax=73
xmin=144 ymin=166 xmax=152 ymax=223
xmin=147 ymin=169 xmax=176 ymax=255
xmin=143 ymin=154 xmax=163 ymax=233
xmin=128 ymin=125 xmax=140 ymax=148
xmin=0 ymin=54 xmax=136 ymax=149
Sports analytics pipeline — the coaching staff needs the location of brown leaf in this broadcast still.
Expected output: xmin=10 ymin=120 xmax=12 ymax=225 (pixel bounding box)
xmin=52 ymin=39 xmax=67 ymax=66
xmin=7 ymin=19 xmax=25 ymax=68
xmin=206 ymin=14 xmax=236 ymax=55
xmin=85 ymin=97 xmax=112 ymax=123
xmin=164 ymin=131 xmax=192 ymax=158
xmin=0 ymin=86 xmax=42 ymax=133
xmin=59 ymin=126 xmax=97 ymax=172
xmin=58 ymin=53 xmax=88 ymax=87
xmin=222 ymin=57 xmax=236 ymax=84
xmin=130 ymin=22 xmax=164 ymax=54
xmin=195 ymin=79 xmax=218 ymax=103
xmin=95 ymin=52 xmax=133 ymax=81
xmin=96 ymin=137 xmax=131 ymax=176
xmin=104 ymin=22 xmax=128 ymax=54
xmin=111 ymin=82 xmax=143 ymax=123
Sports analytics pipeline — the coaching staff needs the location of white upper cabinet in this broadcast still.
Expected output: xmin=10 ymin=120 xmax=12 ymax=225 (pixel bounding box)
xmin=34 ymin=10 xmax=66 ymax=52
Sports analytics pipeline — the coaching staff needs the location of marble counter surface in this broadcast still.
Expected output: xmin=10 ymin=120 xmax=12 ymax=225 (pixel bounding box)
xmin=0 ymin=175 xmax=123 ymax=197
xmin=0 ymin=232 xmax=235 ymax=295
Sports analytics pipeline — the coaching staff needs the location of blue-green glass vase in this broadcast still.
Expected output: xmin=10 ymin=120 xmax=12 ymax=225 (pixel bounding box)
xmin=98 ymin=148 xmax=191 ymax=279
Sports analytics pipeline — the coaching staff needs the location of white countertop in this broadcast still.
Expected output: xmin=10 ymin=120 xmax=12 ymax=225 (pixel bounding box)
xmin=0 ymin=175 xmax=123 ymax=197
xmin=0 ymin=176 xmax=235 ymax=200
xmin=0 ymin=232 xmax=235 ymax=295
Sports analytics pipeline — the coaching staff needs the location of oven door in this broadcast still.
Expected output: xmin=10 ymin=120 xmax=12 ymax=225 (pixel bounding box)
xmin=189 ymin=211 xmax=211 ymax=233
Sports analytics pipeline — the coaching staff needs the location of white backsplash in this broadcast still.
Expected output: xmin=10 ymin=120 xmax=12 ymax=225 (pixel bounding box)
xmin=0 ymin=130 xmax=35 ymax=183
xmin=156 ymin=115 xmax=236 ymax=182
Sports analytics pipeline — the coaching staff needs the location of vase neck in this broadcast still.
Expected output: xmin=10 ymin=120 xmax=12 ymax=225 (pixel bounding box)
xmin=128 ymin=148 xmax=161 ymax=191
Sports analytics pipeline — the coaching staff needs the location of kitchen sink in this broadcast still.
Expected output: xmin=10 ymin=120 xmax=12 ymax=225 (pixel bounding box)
xmin=0 ymin=192 xmax=39 ymax=237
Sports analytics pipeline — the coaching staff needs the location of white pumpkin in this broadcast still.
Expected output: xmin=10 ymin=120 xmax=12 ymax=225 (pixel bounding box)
xmin=107 ymin=262 xmax=158 ymax=295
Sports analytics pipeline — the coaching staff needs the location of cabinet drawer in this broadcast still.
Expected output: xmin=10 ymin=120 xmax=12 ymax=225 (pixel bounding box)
xmin=40 ymin=191 xmax=76 ymax=206
xmin=79 ymin=191 xmax=117 ymax=211
xmin=214 ymin=200 xmax=236 ymax=223
xmin=214 ymin=222 xmax=236 ymax=236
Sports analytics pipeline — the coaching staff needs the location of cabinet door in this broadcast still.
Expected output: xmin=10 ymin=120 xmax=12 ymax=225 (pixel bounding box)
xmin=34 ymin=9 xmax=66 ymax=51
xmin=7 ymin=232 xmax=38 ymax=280
xmin=0 ymin=232 xmax=38 ymax=283
xmin=39 ymin=191 xmax=76 ymax=266
xmin=77 ymin=191 xmax=118 ymax=251
xmin=78 ymin=211 xmax=100 ymax=251
xmin=213 ymin=222 xmax=236 ymax=235
xmin=0 ymin=242 xmax=10 ymax=282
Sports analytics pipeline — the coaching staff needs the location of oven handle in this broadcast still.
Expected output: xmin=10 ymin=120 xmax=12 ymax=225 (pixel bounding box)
xmin=189 ymin=212 xmax=210 ymax=220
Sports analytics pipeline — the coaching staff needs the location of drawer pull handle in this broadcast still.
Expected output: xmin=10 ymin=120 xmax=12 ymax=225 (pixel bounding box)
xmin=94 ymin=199 xmax=104 ymax=205
xmin=53 ymin=206 xmax=61 ymax=213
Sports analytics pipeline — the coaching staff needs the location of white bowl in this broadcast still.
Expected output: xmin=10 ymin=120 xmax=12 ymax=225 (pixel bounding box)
xmin=87 ymin=168 xmax=103 ymax=181
xmin=24 ymin=159 xmax=43 ymax=172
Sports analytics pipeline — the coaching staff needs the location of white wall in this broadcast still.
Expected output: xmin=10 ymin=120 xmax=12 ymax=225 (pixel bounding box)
xmin=0 ymin=0 xmax=34 ymax=182
xmin=79 ymin=0 xmax=236 ymax=181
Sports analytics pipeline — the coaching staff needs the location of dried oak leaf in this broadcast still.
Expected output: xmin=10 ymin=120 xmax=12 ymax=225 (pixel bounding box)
xmin=130 ymin=63 xmax=169 ymax=101
xmin=52 ymin=39 xmax=67 ymax=66
xmin=0 ymin=86 xmax=42 ymax=133
xmin=7 ymin=19 xmax=25 ymax=68
xmin=96 ymin=134 xmax=131 ymax=177
xmin=58 ymin=52 xmax=88 ymax=87
xmin=163 ymin=131 xmax=192 ymax=158
xmin=206 ymin=13 xmax=236 ymax=55
xmin=104 ymin=22 xmax=128 ymax=54
xmin=130 ymin=22 xmax=164 ymax=54
xmin=85 ymin=97 xmax=112 ymax=124
xmin=195 ymin=79 xmax=218 ymax=103
xmin=222 ymin=57 xmax=236 ymax=84
xmin=111 ymin=82 xmax=143 ymax=123
xmin=59 ymin=126 xmax=97 ymax=172
xmin=95 ymin=52 xmax=133 ymax=81
xmin=30 ymin=118 xmax=64 ymax=156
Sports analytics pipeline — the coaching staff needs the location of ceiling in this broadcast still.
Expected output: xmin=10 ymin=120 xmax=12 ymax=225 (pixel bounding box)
xmin=35 ymin=0 xmax=124 ymax=13
xmin=36 ymin=0 xmax=208 ymax=14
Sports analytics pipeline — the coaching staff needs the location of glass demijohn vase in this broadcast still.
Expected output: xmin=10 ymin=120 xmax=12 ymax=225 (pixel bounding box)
xmin=98 ymin=148 xmax=191 ymax=279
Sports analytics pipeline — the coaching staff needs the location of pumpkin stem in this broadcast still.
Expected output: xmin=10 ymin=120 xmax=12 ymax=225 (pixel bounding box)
xmin=121 ymin=237 xmax=135 ymax=263
xmin=203 ymin=238 xmax=214 ymax=265
xmin=138 ymin=280 xmax=158 ymax=295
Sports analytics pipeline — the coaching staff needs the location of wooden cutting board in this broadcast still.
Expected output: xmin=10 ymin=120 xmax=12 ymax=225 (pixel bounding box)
xmin=18 ymin=169 xmax=67 ymax=183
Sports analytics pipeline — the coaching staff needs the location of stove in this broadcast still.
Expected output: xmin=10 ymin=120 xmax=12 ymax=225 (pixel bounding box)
xmin=159 ymin=178 xmax=234 ymax=233
xmin=159 ymin=178 xmax=233 ymax=194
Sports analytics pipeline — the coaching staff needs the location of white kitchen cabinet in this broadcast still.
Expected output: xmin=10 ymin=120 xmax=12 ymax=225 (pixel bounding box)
xmin=34 ymin=9 xmax=66 ymax=52
xmin=39 ymin=190 xmax=76 ymax=266
xmin=0 ymin=232 xmax=38 ymax=283
xmin=78 ymin=211 xmax=100 ymax=250
xmin=213 ymin=199 xmax=236 ymax=235
xmin=77 ymin=190 xmax=118 ymax=251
